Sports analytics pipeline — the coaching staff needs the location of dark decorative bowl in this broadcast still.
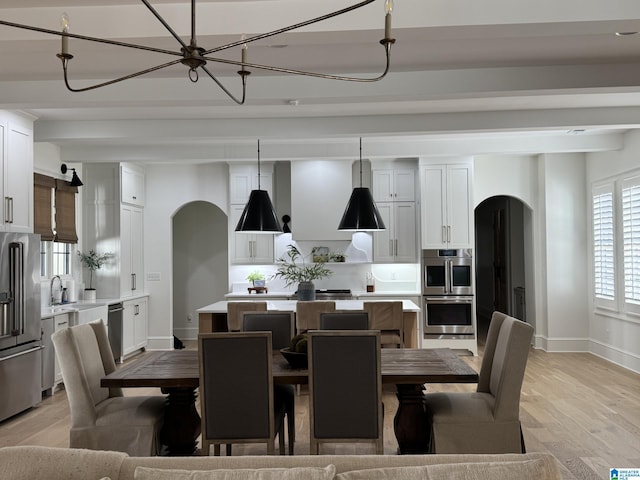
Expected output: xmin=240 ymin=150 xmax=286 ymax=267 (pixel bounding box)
xmin=280 ymin=347 xmax=308 ymax=369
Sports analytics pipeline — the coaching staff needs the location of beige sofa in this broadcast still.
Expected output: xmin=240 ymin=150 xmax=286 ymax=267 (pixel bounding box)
xmin=1 ymin=446 xmax=563 ymax=480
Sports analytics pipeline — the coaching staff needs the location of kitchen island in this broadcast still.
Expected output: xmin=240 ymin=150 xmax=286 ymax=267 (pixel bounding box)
xmin=197 ymin=299 xmax=421 ymax=348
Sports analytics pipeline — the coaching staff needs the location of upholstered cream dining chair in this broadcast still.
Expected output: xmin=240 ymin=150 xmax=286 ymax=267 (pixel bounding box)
xmin=424 ymin=312 xmax=534 ymax=454
xmin=52 ymin=319 xmax=166 ymax=456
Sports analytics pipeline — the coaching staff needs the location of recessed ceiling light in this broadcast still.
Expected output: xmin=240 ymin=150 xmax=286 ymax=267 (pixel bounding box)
xmin=615 ymin=31 xmax=638 ymax=36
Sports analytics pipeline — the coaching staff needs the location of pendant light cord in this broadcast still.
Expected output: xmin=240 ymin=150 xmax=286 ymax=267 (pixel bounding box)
xmin=359 ymin=137 xmax=363 ymax=187
xmin=257 ymin=139 xmax=261 ymax=190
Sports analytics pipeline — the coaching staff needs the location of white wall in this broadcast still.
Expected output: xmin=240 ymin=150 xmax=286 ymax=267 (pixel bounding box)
xmin=540 ymin=153 xmax=589 ymax=349
xmin=474 ymin=153 xmax=590 ymax=353
xmin=586 ymin=130 xmax=640 ymax=373
xmin=474 ymin=155 xmax=542 ymax=338
xmin=144 ymin=163 xmax=229 ymax=350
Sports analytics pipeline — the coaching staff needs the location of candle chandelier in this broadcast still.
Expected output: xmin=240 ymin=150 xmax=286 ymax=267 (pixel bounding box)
xmin=0 ymin=0 xmax=395 ymax=105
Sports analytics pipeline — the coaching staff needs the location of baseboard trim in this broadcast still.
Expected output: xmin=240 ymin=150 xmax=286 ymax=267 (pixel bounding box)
xmin=589 ymin=339 xmax=640 ymax=374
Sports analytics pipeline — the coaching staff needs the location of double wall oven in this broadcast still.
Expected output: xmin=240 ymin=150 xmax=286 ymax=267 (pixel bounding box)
xmin=422 ymin=249 xmax=475 ymax=337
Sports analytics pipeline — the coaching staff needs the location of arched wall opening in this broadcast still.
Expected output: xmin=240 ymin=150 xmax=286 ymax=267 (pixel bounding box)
xmin=172 ymin=200 xmax=228 ymax=341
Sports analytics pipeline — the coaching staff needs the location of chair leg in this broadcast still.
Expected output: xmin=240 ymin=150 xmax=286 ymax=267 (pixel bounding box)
xmin=213 ymin=444 xmax=221 ymax=456
xmin=520 ymin=424 xmax=526 ymax=453
xmin=287 ymin=409 xmax=295 ymax=455
xmin=278 ymin=421 xmax=285 ymax=454
xmin=226 ymin=444 xmax=232 ymax=456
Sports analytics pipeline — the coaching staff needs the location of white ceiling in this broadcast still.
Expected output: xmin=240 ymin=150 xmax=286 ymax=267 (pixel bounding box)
xmin=2 ymin=0 xmax=640 ymax=162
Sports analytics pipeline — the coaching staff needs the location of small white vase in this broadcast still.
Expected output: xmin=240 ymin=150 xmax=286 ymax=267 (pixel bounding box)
xmin=84 ymin=289 xmax=97 ymax=301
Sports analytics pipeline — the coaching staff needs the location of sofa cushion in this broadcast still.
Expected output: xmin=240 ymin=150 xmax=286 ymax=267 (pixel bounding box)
xmin=334 ymin=457 xmax=561 ymax=480
xmin=133 ymin=465 xmax=336 ymax=480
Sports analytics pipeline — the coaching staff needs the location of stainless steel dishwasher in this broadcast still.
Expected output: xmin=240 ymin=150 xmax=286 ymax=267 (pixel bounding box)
xmin=108 ymin=303 xmax=124 ymax=363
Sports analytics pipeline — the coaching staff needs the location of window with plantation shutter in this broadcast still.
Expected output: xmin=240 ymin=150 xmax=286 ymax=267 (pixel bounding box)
xmin=622 ymin=175 xmax=640 ymax=309
xmin=593 ymin=185 xmax=615 ymax=304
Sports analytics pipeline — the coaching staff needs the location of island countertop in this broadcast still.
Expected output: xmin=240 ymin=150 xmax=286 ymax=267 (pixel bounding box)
xmin=197 ymin=299 xmax=421 ymax=314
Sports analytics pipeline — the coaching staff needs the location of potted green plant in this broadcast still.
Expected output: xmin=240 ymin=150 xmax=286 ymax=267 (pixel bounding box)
xmin=273 ymin=245 xmax=332 ymax=301
xmin=246 ymin=270 xmax=266 ymax=288
xmin=77 ymin=249 xmax=111 ymax=301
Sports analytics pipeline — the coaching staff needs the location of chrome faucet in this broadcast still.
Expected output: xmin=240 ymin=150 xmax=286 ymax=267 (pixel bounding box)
xmin=50 ymin=275 xmax=63 ymax=305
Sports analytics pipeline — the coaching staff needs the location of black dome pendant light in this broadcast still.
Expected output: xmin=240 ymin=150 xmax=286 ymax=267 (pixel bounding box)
xmin=235 ymin=140 xmax=282 ymax=233
xmin=338 ymin=138 xmax=386 ymax=231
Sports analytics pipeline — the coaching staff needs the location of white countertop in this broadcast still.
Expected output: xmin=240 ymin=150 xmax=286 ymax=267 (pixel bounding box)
xmin=225 ymin=291 xmax=421 ymax=299
xmin=197 ymin=299 xmax=421 ymax=314
xmin=40 ymin=301 xmax=108 ymax=318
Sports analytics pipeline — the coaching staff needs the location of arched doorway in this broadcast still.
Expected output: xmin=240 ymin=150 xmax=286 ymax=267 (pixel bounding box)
xmin=475 ymin=195 xmax=532 ymax=343
xmin=172 ymin=201 xmax=228 ymax=342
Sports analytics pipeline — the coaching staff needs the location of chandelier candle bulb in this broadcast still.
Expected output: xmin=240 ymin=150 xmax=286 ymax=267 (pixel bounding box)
xmin=241 ymin=34 xmax=248 ymax=65
xmin=60 ymin=12 xmax=69 ymax=55
xmin=384 ymin=0 xmax=393 ymax=39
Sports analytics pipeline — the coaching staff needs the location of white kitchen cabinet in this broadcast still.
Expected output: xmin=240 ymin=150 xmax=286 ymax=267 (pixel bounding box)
xmin=0 ymin=112 xmax=34 ymax=233
xmin=228 ymin=163 xmax=275 ymax=264
xmin=373 ymin=202 xmax=418 ymax=262
xmin=52 ymin=313 xmax=70 ymax=385
xmin=83 ymin=163 xmax=145 ymax=299
xmin=120 ymin=205 xmax=144 ymax=296
xmin=420 ymin=161 xmax=473 ymax=249
xmin=121 ymin=164 xmax=145 ymax=207
xmin=229 ymin=163 xmax=273 ymax=205
xmin=372 ymin=167 xmax=415 ymax=202
xmin=122 ymin=297 xmax=147 ymax=357
xmin=229 ymin=204 xmax=274 ymax=264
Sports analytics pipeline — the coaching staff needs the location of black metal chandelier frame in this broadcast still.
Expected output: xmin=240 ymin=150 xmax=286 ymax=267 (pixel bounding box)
xmin=0 ymin=0 xmax=395 ymax=104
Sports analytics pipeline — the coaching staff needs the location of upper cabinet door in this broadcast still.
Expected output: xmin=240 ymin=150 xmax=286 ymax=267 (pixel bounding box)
xmin=2 ymin=118 xmax=34 ymax=233
xmin=420 ymin=161 xmax=473 ymax=249
xmin=229 ymin=164 xmax=273 ymax=205
xmin=372 ymin=167 xmax=415 ymax=202
xmin=121 ymin=164 xmax=145 ymax=207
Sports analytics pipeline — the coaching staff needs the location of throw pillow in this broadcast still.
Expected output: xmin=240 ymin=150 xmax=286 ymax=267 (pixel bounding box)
xmin=134 ymin=465 xmax=336 ymax=480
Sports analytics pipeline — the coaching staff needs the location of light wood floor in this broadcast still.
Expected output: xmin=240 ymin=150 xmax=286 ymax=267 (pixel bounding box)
xmin=1 ymin=345 xmax=638 ymax=480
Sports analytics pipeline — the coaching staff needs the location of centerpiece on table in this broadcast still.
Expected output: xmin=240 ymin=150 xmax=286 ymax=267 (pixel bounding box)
xmin=272 ymin=244 xmax=332 ymax=301
xmin=77 ymin=249 xmax=111 ymax=301
xmin=280 ymin=333 xmax=308 ymax=368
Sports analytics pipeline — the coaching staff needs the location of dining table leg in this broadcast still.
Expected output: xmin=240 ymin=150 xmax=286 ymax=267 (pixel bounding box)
xmin=159 ymin=386 xmax=201 ymax=456
xmin=393 ymin=384 xmax=432 ymax=454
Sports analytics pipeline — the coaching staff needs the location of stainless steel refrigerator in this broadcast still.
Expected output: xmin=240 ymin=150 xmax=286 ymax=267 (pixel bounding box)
xmin=0 ymin=232 xmax=42 ymax=422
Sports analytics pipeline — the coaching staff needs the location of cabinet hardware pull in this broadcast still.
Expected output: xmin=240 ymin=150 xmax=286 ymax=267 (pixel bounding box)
xmin=9 ymin=197 xmax=13 ymax=223
xmin=447 ymin=225 xmax=451 ymax=243
xmin=442 ymin=225 xmax=447 ymax=243
xmin=394 ymin=239 xmax=398 ymax=256
xmin=389 ymin=240 xmax=393 ymax=256
xmin=131 ymin=273 xmax=136 ymax=291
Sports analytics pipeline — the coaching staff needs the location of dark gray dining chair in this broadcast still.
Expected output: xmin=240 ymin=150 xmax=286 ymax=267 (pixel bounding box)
xmin=198 ymin=332 xmax=286 ymax=456
xmin=307 ymin=330 xmax=383 ymax=454
xmin=242 ymin=311 xmax=296 ymax=454
xmin=319 ymin=311 xmax=369 ymax=330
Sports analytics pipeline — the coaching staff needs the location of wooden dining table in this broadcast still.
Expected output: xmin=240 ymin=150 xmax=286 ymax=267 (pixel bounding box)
xmin=102 ymin=348 xmax=478 ymax=456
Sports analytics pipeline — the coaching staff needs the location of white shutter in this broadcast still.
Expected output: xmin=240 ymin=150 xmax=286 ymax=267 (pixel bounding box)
xmin=622 ymin=175 xmax=640 ymax=309
xmin=592 ymin=185 xmax=615 ymax=303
